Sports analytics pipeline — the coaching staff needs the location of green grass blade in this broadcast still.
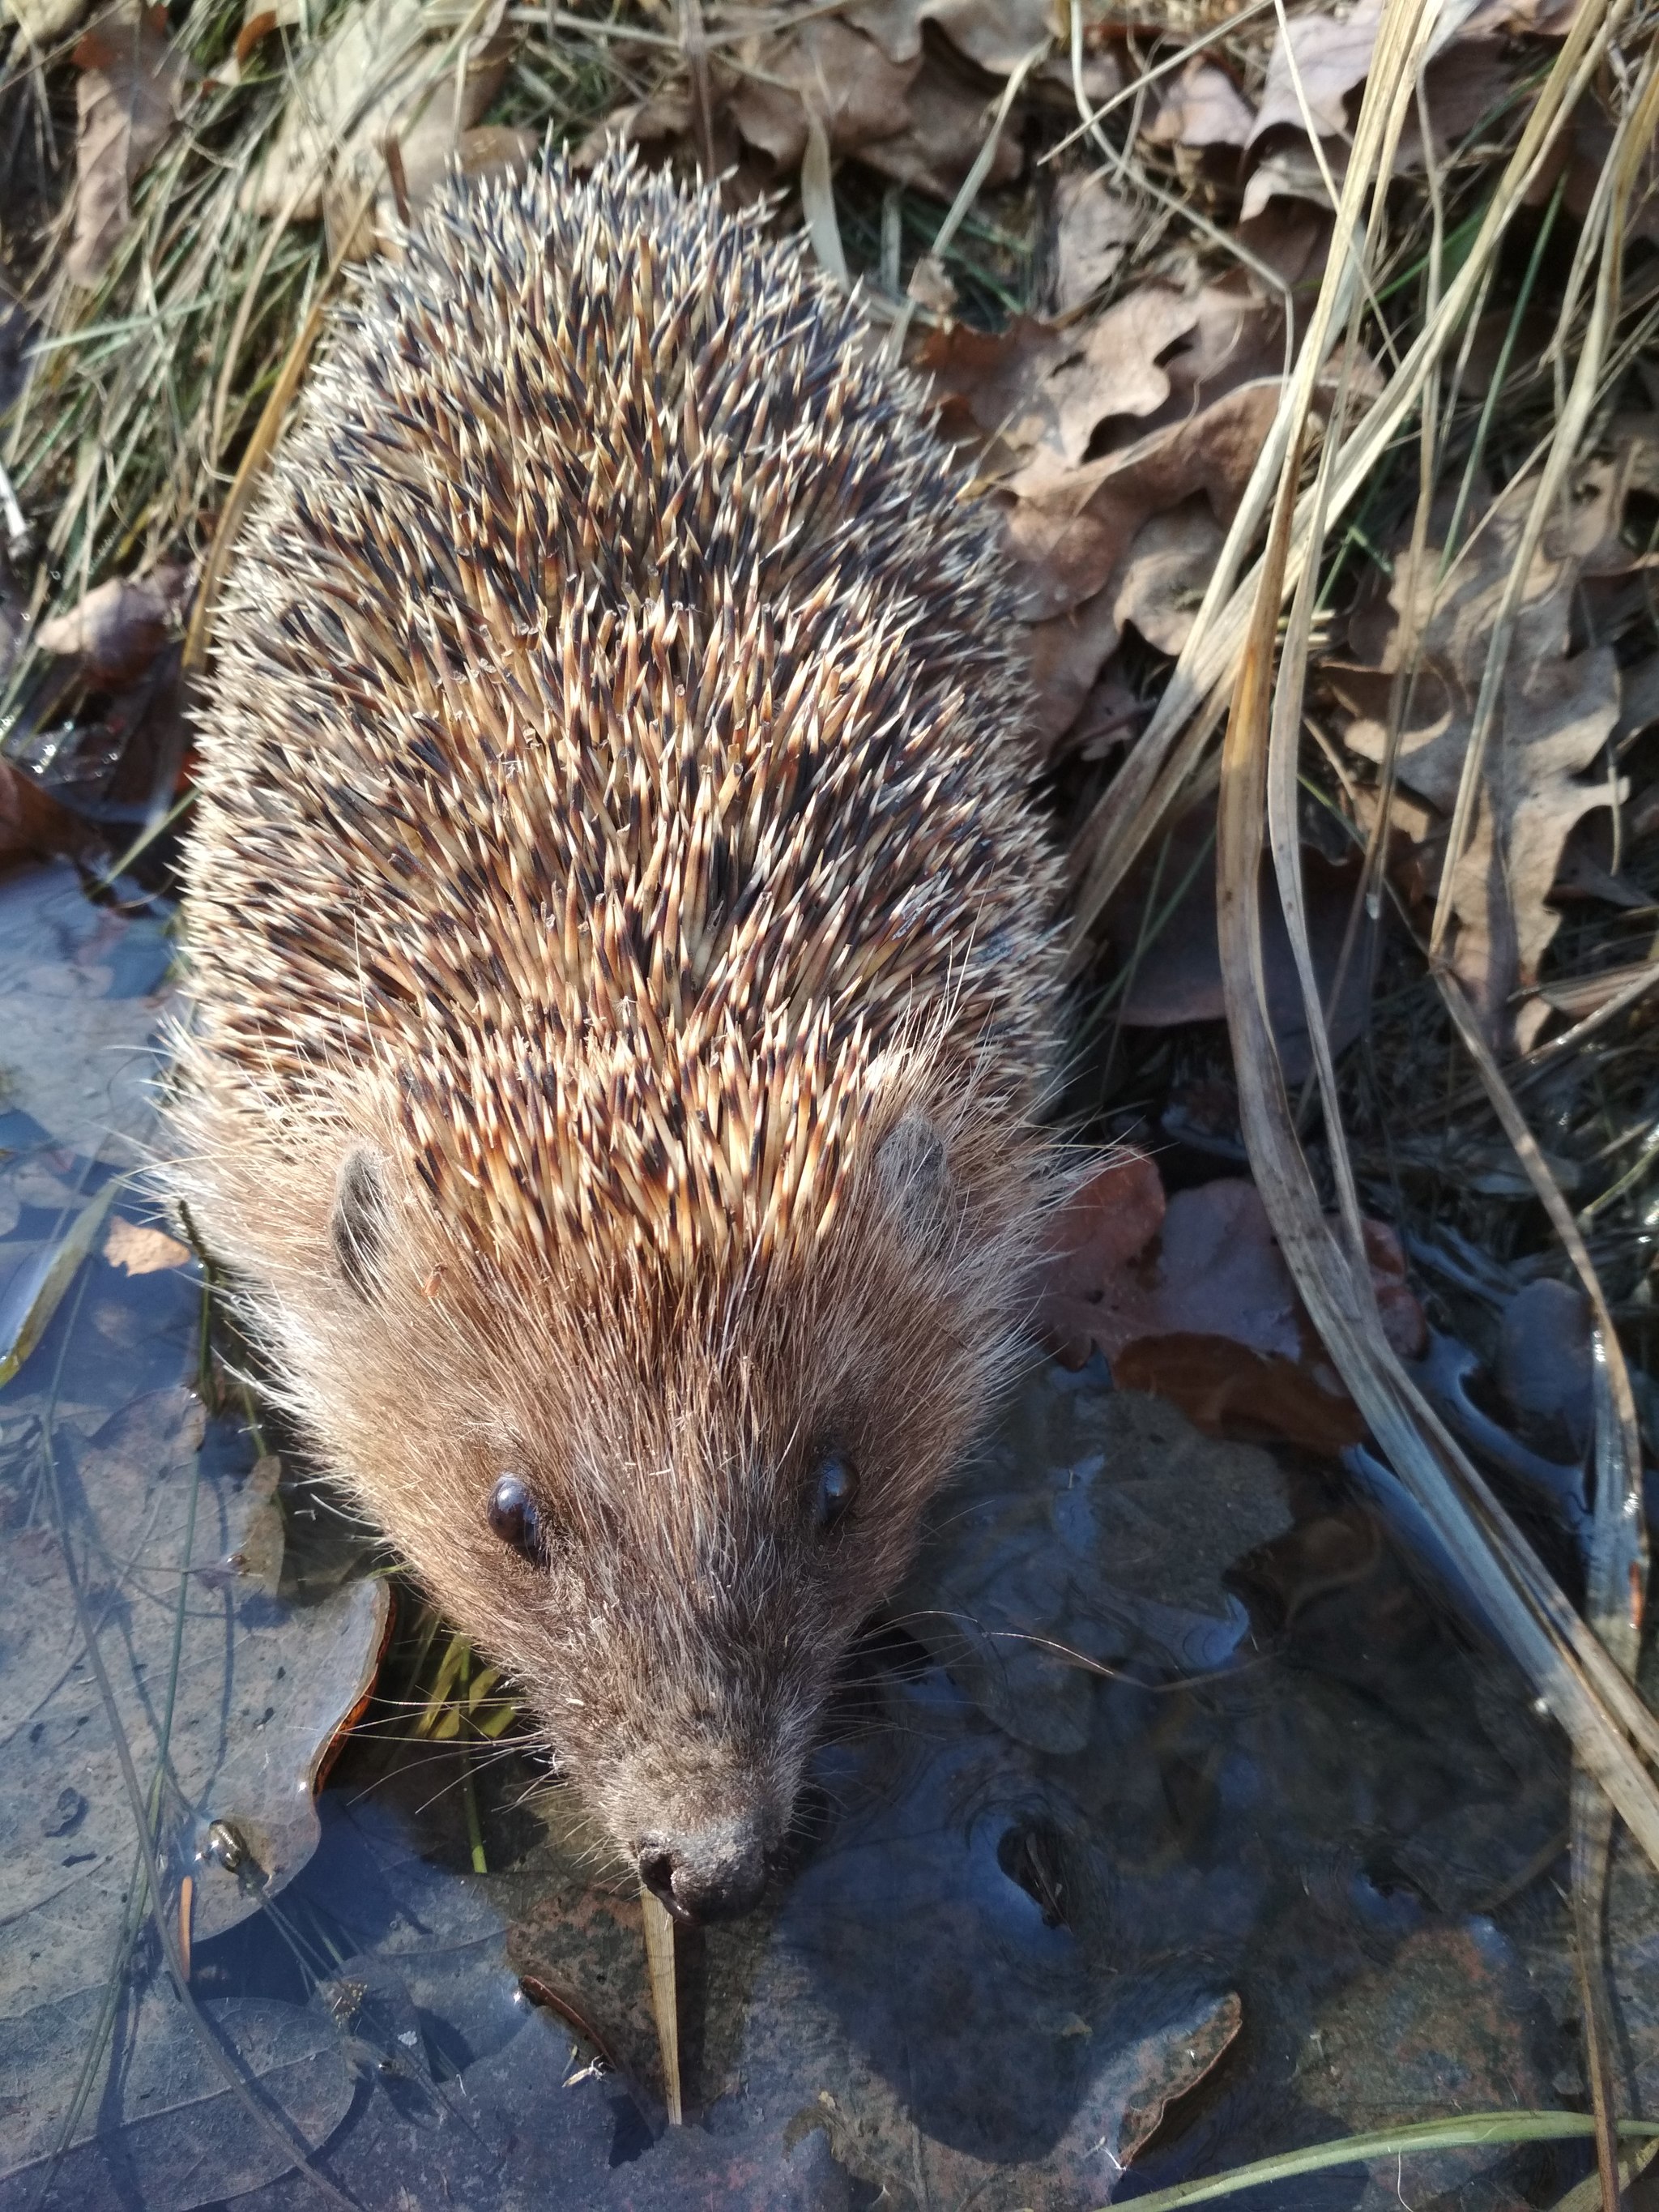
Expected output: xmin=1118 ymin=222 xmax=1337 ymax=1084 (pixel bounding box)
xmin=1102 ymin=2114 xmax=1659 ymax=2212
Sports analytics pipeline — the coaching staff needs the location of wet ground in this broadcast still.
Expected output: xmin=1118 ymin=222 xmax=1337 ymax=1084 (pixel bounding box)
xmin=2 ymin=859 xmax=1655 ymax=2212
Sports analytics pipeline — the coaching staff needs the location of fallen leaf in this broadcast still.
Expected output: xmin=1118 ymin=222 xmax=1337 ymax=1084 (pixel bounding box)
xmin=244 ymin=0 xmax=514 ymax=255
xmin=1038 ymin=1160 xmax=1425 ymax=1450
xmin=847 ymin=0 xmax=1053 ymax=74
xmin=1044 ymin=284 xmax=1205 ymax=463
xmin=919 ymin=313 xmax=1072 ymax=469
xmin=103 ymin=1214 xmax=191 ymax=1274
xmin=728 ymin=19 xmax=917 ymax=170
xmin=1250 ymin=0 xmax=1383 ymax=143
xmin=1111 ymin=499 xmax=1226 ymax=654
xmin=36 ymin=562 xmax=190 ymax=683
xmin=1026 ymin=587 xmax=1123 ymax=745
xmin=854 ymin=56 xmax=1025 ymax=199
xmin=1114 ymin=1335 xmax=1367 ymax=1453
xmin=1144 ymin=58 xmax=1255 ymax=149
xmin=1241 ymin=140 xmax=1338 ymax=220
xmin=1496 ymin=1278 xmax=1592 ymax=1452
xmin=1051 ymin=167 xmax=1138 ymax=312
xmin=67 ymin=2 xmax=190 ymax=285
xmin=1038 ymin=1145 xmax=1166 ymax=1367
xmin=0 ymin=760 xmax=92 ymax=869
xmin=1003 ymin=378 xmax=1289 ymax=616
xmin=1101 ymin=797 xmax=1380 ymax=1081
xmin=1333 ymin=493 xmax=1625 ymax=1044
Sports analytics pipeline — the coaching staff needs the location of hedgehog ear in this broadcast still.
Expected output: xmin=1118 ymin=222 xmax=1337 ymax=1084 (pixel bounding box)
xmin=331 ymin=1146 xmax=392 ymax=1301
xmin=873 ymin=1112 xmax=952 ymax=1250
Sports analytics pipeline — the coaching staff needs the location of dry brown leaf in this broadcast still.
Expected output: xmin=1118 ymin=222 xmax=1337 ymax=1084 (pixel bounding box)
xmin=919 ymin=314 xmax=1071 ymax=468
xmin=1038 ymin=1161 xmax=1425 ymax=1450
xmin=104 ymin=1217 xmax=191 ymax=1275
xmin=0 ymin=762 xmax=92 ymax=869
xmin=1102 ymin=799 xmax=1379 ymax=1080
xmin=1240 ymin=141 xmax=1337 ymax=220
xmin=244 ymin=0 xmax=514 ymax=254
xmin=1250 ymin=0 xmax=1382 ymax=143
xmin=1111 ymin=499 xmax=1226 ymax=654
xmin=854 ymin=59 xmax=1025 ymax=199
xmin=67 ymin=2 xmax=190 ymax=286
xmin=1044 ymin=285 xmax=1204 ymax=463
xmin=729 ymin=20 xmax=917 ymax=169
xmin=1335 ymin=497 xmax=1625 ymax=1045
xmin=1037 ymin=1147 xmax=1166 ymax=1368
xmin=394 ymin=119 xmax=535 ymax=225
xmin=1144 ymin=58 xmax=1255 ymax=148
xmin=1003 ymin=379 xmax=1289 ymax=617
xmin=36 ymin=563 xmax=190 ymax=684
xmin=922 ymin=271 xmax=1290 ymax=483
xmin=919 ymin=257 xmax=1366 ymax=752
xmin=1051 ymin=168 xmax=1138 ymax=314
xmin=846 ymin=0 xmax=1053 ymax=74
xmin=1026 ymin=587 xmax=1122 ymax=745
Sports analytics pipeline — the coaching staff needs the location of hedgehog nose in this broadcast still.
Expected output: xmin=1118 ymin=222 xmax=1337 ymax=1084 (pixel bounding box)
xmin=636 ymin=1819 xmax=770 ymax=1922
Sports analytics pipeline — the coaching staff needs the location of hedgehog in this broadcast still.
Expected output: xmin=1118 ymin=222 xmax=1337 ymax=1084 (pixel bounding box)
xmin=171 ymin=147 xmax=1064 ymax=1921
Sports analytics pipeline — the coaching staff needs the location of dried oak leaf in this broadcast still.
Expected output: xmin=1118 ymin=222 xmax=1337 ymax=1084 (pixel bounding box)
xmin=847 ymin=0 xmax=1054 ymax=74
xmin=1039 ymin=1159 xmax=1424 ymax=1452
xmin=1333 ymin=496 xmax=1624 ymax=1046
xmin=1051 ymin=169 xmax=1139 ymax=314
xmin=1111 ymin=499 xmax=1225 ymax=655
xmin=729 ymin=20 xmax=917 ymax=169
xmin=1007 ymin=378 xmax=1287 ymax=617
xmin=1250 ymin=0 xmax=1382 ymax=143
xmin=68 ymin=2 xmax=191 ymax=286
xmin=1100 ymin=796 xmax=1379 ymax=1082
xmin=727 ymin=21 xmax=1021 ymax=199
xmin=1144 ymin=58 xmax=1255 ymax=149
xmin=854 ymin=58 xmax=1024 ymax=199
xmin=0 ymin=762 xmax=91 ymax=869
xmin=243 ymin=0 xmax=514 ymax=254
xmin=36 ymin=562 xmax=190 ymax=685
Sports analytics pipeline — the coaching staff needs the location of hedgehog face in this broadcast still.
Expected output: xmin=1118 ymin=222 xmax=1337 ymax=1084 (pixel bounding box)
xmin=297 ymin=1104 xmax=1032 ymax=1921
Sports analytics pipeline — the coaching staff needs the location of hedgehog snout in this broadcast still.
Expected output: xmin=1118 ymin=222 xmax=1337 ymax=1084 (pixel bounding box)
xmin=634 ymin=1809 xmax=774 ymax=1922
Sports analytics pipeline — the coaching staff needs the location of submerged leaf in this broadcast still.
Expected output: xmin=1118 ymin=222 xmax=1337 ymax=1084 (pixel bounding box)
xmin=0 ymin=1182 xmax=114 ymax=1385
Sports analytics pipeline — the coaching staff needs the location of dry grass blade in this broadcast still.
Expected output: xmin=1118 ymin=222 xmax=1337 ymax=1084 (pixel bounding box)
xmin=640 ymin=1885 xmax=683 ymax=2125
xmin=1571 ymin=1352 xmax=1644 ymax=2212
xmin=1071 ymin=0 xmax=1644 ymax=942
xmin=1428 ymin=49 xmax=1659 ymax=989
xmin=181 ymin=158 xmax=384 ymax=674
xmin=1213 ymin=0 xmax=1659 ymax=1880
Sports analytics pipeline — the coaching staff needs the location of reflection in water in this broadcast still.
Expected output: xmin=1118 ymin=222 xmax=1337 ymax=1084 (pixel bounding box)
xmin=1 ymin=860 xmax=1652 ymax=2211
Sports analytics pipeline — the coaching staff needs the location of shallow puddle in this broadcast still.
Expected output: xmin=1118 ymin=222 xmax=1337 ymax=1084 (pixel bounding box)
xmin=2 ymin=860 xmax=1654 ymax=2212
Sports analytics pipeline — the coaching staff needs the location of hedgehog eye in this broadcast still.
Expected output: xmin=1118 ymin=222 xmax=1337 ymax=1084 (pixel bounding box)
xmin=489 ymin=1473 xmax=544 ymax=1561
xmin=812 ymin=1454 xmax=856 ymax=1535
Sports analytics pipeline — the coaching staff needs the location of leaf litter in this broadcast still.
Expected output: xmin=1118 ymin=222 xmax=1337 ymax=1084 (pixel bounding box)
xmin=0 ymin=0 xmax=1657 ymax=2199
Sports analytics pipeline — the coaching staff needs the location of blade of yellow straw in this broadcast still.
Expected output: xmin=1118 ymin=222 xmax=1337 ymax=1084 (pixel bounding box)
xmin=640 ymin=1887 xmax=683 ymax=2126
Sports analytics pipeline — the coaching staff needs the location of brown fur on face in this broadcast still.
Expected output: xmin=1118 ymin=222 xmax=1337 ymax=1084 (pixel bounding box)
xmin=171 ymin=149 xmax=1063 ymax=1915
